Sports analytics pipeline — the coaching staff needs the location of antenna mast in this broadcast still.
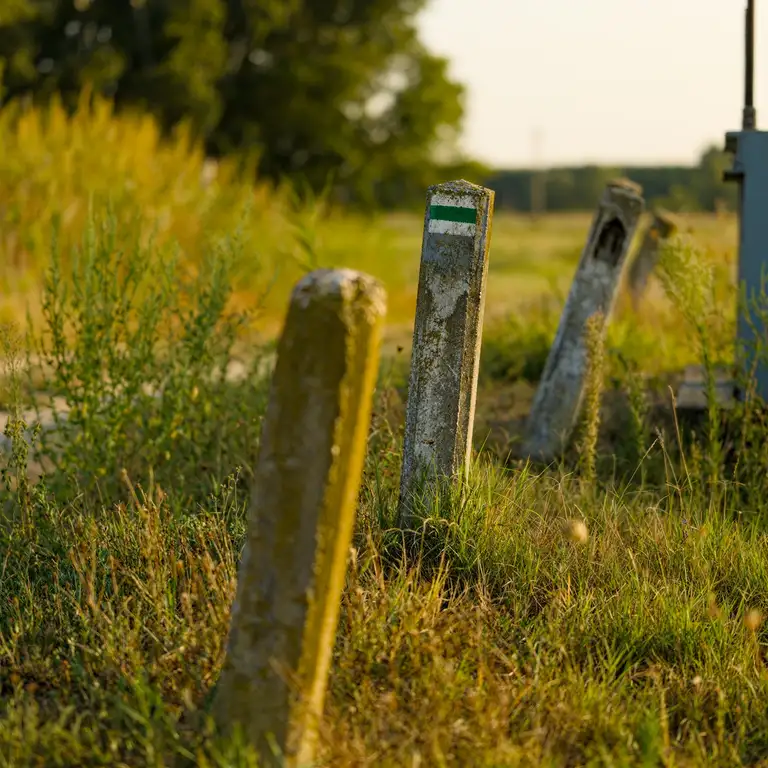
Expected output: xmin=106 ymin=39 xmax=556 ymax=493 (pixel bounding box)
xmin=744 ymin=0 xmax=757 ymax=129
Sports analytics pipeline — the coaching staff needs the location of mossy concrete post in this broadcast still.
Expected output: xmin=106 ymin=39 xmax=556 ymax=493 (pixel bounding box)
xmin=213 ymin=269 xmax=385 ymax=767
xmin=398 ymin=180 xmax=494 ymax=527
xmin=626 ymin=209 xmax=677 ymax=308
xmin=521 ymin=179 xmax=644 ymax=462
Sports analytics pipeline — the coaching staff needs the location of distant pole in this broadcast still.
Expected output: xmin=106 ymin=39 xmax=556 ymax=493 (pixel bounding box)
xmin=213 ymin=269 xmax=385 ymax=767
xmin=398 ymin=180 xmax=494 ymax=528
xmin=530 ymin=128 xmax=546 ymax=219
xmin=521 ymin=179 xmax=645 ymax=462
xmin=743 ymin=0 xmax=757 ymax=130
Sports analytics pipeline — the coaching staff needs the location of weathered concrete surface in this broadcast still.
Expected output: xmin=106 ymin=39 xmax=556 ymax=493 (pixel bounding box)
xmin=626 ymin=209 xmax=678 ymax=308
xmin=398 ymin=180 xmax=494 ymax=526
xmin=521 ymin=179 xmax=645 ymax=462
xmin=212 ymin=269 xmax=385 ymax=767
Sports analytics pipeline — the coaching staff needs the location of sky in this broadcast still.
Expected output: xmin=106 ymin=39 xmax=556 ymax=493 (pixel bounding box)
xmin=416 ymin=0 xmax=768 ymax=168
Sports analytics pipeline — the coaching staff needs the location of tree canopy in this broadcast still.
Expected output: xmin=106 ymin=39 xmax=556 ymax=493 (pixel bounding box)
xmin=0 ymin=0 xmax=479 ymax=205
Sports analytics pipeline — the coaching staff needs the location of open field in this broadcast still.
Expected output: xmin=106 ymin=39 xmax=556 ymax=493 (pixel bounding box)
xmin=1 ymin=204 xmax=741 ymax=463
xmin=0 ymin=204 xmax=740 ymax=354
xmin=4 ymin=97 xmax=768 ymax=766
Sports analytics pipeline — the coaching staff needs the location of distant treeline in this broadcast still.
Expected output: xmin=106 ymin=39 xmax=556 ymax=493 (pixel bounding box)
xmin=484 ymin=146 xmax=738 ymax=213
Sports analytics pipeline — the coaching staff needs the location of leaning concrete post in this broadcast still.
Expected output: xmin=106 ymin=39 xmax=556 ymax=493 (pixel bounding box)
xmin=213 ymin=269 xmax=385 ymax=767
xmin=521 ymin=179 xmax=644 ymax=462
xmin=626 ymin=209 xmax=677 ymax=308
xmin=398 ymin=180 xmax=494 ymax=527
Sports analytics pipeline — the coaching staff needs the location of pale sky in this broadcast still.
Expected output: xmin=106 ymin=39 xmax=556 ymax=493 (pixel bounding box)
xmin=417 ymin=0 xmax=768 ymax=168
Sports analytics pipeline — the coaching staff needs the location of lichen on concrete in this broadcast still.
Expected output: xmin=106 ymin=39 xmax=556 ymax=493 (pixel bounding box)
xmin=398 ymin=180 xmax=494 ymax=526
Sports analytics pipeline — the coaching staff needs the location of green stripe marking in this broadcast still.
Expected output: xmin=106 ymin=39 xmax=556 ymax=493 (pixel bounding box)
xmin=429 ymin=205 xmax=476 ymax=224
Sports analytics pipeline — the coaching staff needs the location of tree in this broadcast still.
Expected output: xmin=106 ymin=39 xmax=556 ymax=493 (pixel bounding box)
xmin=0 ymin=0 xmax=470 ymax=206
xmin=694 ymin=144 xmax=738 ymax=212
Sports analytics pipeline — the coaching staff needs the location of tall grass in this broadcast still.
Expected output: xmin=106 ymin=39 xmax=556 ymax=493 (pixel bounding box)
xmin=26 ymin=214 xmax=272 ymax=509
xmin=0 ymin=91 xmax=422 ymax=330
xmin=0 ymin=90 xmax=320 ymax=332
xmin=0 ymin=90 xmax=278 ymax=269
xmin=7 ymin=351 xmax=768 ymax=764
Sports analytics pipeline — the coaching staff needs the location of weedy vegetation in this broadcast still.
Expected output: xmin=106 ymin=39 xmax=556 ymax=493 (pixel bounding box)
xmin=2 ymin=95 xmax=768 ymax=767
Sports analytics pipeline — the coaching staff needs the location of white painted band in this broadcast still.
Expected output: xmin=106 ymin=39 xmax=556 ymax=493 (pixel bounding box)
xmin=431 ymin=193 xmax=476 ymax=209
xmin=428 ymin=220 xmax=476 ymax=236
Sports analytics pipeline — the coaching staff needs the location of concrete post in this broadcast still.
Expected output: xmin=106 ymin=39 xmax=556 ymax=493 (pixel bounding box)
xmin=521 ymin=179 xmax=645 ymax=462
xmin=626 ymin=209 xmax=678 ymax=309
xmin=213 ymin=269 xmax=385 ymax=767
xmin=398 ymin=180 xmax=494 ymax=527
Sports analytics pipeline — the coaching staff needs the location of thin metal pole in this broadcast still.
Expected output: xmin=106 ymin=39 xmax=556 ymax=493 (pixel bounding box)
xmin=744 ymin=0 xmax=757 ymax=129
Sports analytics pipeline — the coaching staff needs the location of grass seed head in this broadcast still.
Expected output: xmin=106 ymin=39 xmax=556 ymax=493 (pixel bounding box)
xmin=707 ymin=593 xmax=724 ymax=620
xmin=745 ymin=609 xmax=763 ymax=633
xmin=564 ymin=519 xmax=589 ymax=544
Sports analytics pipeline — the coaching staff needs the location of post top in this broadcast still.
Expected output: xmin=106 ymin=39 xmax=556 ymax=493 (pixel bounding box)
xmin=606 ymin=177 xmax=643 ymax=197
xmin=428 ymin=179 xmax=492 ymax=199
xmin=292 ymin=268 xmax=386 ymax=316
